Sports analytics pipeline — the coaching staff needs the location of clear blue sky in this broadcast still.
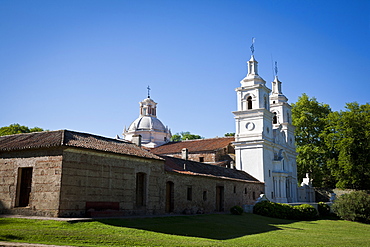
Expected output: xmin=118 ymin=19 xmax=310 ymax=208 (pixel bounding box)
xmin=1 ymin=0 xmax=369 ymax=138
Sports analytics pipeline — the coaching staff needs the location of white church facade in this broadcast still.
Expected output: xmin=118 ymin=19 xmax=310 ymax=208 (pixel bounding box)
xmin=233 ymin=54 xmax=298 ymax=203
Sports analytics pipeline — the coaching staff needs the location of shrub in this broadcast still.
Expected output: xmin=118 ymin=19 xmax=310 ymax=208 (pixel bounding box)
xmin=318 ymin=202 xmax=331 ymax=216
xmin=332 ymin=191 xmax=370 ymax=223
xmin=230 ymin=205 xmax=244 ymax=215
xmin=293 ymin=204 xmax=317 ymax=220
xmin=253 ymin=201 xmax=317 ymax=220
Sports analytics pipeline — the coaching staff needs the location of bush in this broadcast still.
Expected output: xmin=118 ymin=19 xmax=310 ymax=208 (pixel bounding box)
xmin=318 ymin=202 xmax=331 ymax=216
xmin=332 ymin=191 xmax=370 ymax=223
xmin=230 ymin=205 xmax=244 ymax=215
xmin=293 ymin=204 xmax=317 ymax=220
xmin=253 ymin=201 xmax=317 ymax=220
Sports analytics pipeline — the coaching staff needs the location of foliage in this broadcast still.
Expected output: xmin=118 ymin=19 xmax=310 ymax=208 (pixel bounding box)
xmin=170 ymin=131 xmax=203 ymax=142
xmin=291 ymin=93 xmax=333 ymax=187
xmin=224 ymin=133 xmax=235 ymax=137
xmin=293 ymin=204 xmax=317 ymax=220
xmin=230 ymin=205 xmax=244 ymax=215
xmin=1 ymin=214 xmax=370 ymax=246
xmin=317 ymin=202 xmax=331 ymax=216
xmin=253 ymin=201 xmax=317 ymax=220
xmin=332 ymin=191 xmax=370 ymax=223
xmin=323 ymin=103 xmax=370 ymax=190
xmin=0 ymin=123 xmax=44 ymax=136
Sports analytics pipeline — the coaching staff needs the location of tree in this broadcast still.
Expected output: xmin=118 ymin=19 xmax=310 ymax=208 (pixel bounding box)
xmin=291 ymin=93 xmax=333 ymax=187
xmin=0 ymin=124 xmax=44 ymax=136
xmin=170 ymin=131 xmax=203 ymax=142
xmin=224 ymin=133 xmax=235 ymax=137
xmin=323 ymin=102 xmax=370 ymax=190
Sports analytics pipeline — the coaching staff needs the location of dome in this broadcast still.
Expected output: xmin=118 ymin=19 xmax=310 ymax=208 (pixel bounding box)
xmin=128 ymin=116 xmax=168 ymax=132
xmin=123 ymin=96 xmax=171 ymax=148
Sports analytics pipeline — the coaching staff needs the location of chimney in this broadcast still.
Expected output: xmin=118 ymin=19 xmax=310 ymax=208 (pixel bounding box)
xmin=132 ymin=135 xmax=142 ymax=147
xmin=181 ymin=148 xmax=188 ymax=160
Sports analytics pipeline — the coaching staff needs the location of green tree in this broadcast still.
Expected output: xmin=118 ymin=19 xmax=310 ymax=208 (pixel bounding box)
xmin=323 ymin=102 xmax=370 ymax=190
xmin=170 ymin=131 xmax=203 ymax=142
xmin=0 ymin=123 xmax=44 ymax=136
xmin=291 ymin=93 xmax=333 ymax=187
xmin=224 ymin=133 xmax=235 ymax=137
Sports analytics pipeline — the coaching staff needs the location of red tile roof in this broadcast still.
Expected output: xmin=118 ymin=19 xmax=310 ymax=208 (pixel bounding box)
xmin=163 ymin=155 xmax=261 ymax=183
xmin=0 ymin=130 xmax=162 ymax=160
xmin=151 ymin=136 xmax=235 ymax=154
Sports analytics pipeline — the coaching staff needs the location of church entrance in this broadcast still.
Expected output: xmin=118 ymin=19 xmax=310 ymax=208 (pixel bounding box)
xmin=165 ymin=181 xmax=174 ymax=213
xmin=16 ymin=167 xmax=33 ymax=207
xmin=216 ymin=186 xmax=224 ymax=212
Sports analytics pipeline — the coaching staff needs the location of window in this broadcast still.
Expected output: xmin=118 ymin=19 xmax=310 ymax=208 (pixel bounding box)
xmin=136 ymin=173 xmax=146 ymax=207
xmin=203 ymin=191 xmax=207 ymax=201
xmin=199 ymin=157 xmax=204 ymax=162
xmin=247 ymin=96 xmax=252 ymax=109
xmin=253 ymin=191 xmax=256 ymax=200
xmin=187 ymin=186 xmax=192 ymax=201
xmin=244 ymin=188 xmax=247 ymax=194
xmin=273 ymin=112 xmax=277 ymax=124
xmin=233 ymin=186 xmax=236 ymax=193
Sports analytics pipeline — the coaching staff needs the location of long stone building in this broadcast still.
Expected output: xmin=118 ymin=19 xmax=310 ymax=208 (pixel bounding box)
xmin=0 ymin=130 xmax=263 ymax=217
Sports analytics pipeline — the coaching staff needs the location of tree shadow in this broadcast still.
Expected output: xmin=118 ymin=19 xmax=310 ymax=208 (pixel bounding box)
xmin=97 ymin=214 xmax=301 ymax=240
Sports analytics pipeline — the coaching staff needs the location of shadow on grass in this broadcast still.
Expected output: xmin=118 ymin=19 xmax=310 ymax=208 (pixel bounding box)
xmin=97 ymin=213 xmax=299 ymax=240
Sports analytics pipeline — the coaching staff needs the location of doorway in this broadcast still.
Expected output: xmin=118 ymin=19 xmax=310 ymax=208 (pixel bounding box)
xmin=16 ymin=167 xmax=33 ymax=207
xmin=165 ymin=181 xmax=174 ymax=213
xmin=216 ymin=186 xmax=224 ymax=212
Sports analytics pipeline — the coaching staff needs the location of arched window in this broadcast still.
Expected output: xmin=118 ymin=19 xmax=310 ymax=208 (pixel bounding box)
xmin=247 ymin=96 xmax=252 ymax=109
xmin=273 ymin=112 xmax=277 ymax=124
xmin=287 ymin=112 xmax=290 ymax=123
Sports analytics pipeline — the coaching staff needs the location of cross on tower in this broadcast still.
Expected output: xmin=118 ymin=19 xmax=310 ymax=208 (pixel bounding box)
xmin=275 ymin=61 xmax=278 ymax=76
xmin=250 ymin=37 xmax=255 ymax=55
xmin=147 ymin=85 xmax=151 ymax=98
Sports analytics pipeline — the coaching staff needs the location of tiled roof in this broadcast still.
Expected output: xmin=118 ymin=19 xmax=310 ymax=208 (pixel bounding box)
xmin=0 ymin=130 xmax=162 ymax=160
xmin=163 ymin=155 xmax=261 ymax=183
xmin=151 ymin=136 xmax=235 ymax=154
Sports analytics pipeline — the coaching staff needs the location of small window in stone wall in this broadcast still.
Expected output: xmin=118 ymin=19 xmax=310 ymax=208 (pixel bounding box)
xmin=253 ymin=191 xmax=256 ymax=200
xmin=187 ymin=186 xmax=192 ymax=201
xmin=199 ymin=157 xmax=204 ymax=162
xmin=244 ymin=188 xmax=247 ymax=194
xmin=203 ymin=191 xmax=207 ymax=201
xmin=233 ymin=186 xmax=236 ymax=193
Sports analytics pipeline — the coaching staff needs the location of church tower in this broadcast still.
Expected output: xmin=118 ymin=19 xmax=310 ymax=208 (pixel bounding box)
xmin=233 ymin=53 xmax=275 ymax=199
xmin=233 ymin=43 xmax=298 ymax=203
xmin=123 ymin=93 xmax=172 ymax=148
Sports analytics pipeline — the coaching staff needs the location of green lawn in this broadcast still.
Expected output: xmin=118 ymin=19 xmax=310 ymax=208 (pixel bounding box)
xmin=0 ymin=214 xmax=369 ymax=246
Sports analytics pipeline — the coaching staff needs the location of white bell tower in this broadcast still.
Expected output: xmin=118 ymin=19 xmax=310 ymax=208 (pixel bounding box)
xmin=233 ymin=42 xmax=298 ymax=203
xmin=233 ymin=52 xmax=275 ymax=198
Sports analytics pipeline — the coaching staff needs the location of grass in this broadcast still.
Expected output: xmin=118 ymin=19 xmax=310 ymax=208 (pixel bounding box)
xmin=0 ymin=214 xmax=369 ymax=246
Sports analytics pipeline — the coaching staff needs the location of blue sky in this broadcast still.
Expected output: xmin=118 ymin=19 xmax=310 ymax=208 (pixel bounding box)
xmin=1 ymin=0 xmax=369 ymax=138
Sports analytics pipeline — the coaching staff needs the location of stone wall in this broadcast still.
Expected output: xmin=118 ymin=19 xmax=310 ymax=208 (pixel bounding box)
xmin=59 ymin=148 xmax=166 ymax=217
xmin=0 ymin=148 xmax=63 ymax=217
xmin=165 ymin=172 xmax=264 ymax=214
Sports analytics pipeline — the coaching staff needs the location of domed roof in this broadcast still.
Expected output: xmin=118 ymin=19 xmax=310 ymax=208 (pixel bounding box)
xmin=128 ymin=116 xmax=168 ymax=133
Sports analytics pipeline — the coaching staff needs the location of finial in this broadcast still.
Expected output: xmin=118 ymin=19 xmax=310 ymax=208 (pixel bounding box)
xmin=274 ymin=61 xmax=278 ymax=77
xmin=250 ymin=37 xmax=255 ymax=55
xmin=147 ymin=85 xmax=151 ymax=98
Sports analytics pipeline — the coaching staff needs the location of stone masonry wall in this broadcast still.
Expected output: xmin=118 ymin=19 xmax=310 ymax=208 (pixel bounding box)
xmin=165 ymin=172 xmax=264 ymax=214
xmin=59 ymin=148 xmax=166 ymax=217
xmin=0 ymin=149 xmax=63 ymax=217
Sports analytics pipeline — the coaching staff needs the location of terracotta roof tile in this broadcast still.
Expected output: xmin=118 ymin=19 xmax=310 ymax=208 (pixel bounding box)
xmin=163 ymin=155 xmax=261 ymax=183
xmin=151 ymin=136 xmax=235 ymax=154
xmin=0 ymin=130 xmax=162 ymax=160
